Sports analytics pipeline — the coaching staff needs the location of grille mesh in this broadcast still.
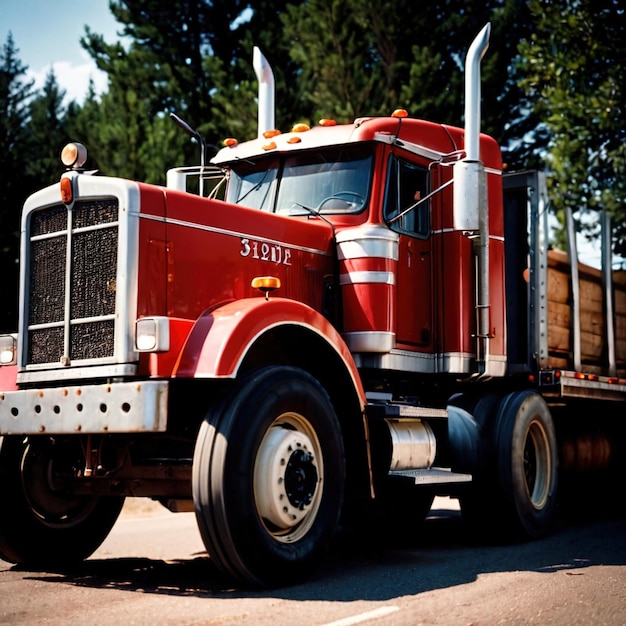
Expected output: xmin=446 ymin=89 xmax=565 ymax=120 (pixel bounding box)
xmin=70 ymin=320 xmax=116 ymax=361
xmin=29 ymin=236 xmax=66 ymax=327
xmin=70 ymin=229 xmax=118 ymax=319
xmin=27 ymin=199 xmax=119 ymax=366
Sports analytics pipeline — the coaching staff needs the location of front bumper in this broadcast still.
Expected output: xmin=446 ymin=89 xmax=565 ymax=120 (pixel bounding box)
xmin=0 ymin=380 xmax=169 ymax=435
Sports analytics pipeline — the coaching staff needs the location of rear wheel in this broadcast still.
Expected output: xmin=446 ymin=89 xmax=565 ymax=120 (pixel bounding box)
xmin=0 ymin=436 xmax=124 ymax=566
xmin=495 ymin=390 xmax=558 ymax=538
xmin=460 ymin=390 xmax=558 ymax=540
xmin=192 ymin=366 xmax=345 ymax=587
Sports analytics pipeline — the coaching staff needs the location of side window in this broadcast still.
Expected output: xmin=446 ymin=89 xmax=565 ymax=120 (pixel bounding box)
xmin=384 ymin=156 xmax=429 ymax=237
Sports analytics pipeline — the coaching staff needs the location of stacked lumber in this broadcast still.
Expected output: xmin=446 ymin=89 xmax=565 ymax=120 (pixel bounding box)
xmin=546 ymin=248 xmax=626 ymax=377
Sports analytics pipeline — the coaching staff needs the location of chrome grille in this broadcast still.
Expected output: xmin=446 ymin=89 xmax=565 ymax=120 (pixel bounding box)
xmin=26 ymin=199 xmax=119 ymax=366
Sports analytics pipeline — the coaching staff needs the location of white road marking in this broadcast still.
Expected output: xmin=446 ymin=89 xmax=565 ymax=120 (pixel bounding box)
xmin=320 ymin=606 xmax=400 ymax=626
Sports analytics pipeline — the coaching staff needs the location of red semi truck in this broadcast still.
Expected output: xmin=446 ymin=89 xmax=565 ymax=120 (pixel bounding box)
xmin=0 ymin=25 xmax=624 ymax=587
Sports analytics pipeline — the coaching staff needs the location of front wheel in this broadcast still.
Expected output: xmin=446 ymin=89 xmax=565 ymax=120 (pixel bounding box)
xmin=192 ymin=366 xmax=345 ymax=587
xmin=0 ymin=436 xmax=124 ymax=566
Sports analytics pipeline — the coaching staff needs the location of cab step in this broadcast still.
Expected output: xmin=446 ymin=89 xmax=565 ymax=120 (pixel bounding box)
xmin=389 ymin=467 xmax=472 ymax=485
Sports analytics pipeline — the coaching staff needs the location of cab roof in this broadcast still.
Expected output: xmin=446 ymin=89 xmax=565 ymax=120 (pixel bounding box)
xmin=211 ymin=116 xmax=502 ymax=171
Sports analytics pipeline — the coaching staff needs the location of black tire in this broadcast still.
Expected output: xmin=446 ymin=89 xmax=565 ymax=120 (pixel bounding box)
xmin=192 ymin=366 xmax=345 ymax=587
xmin=494 ymin=390 xmax=558 ymax=538
xmin=460 ymin=391 xmax=558 ymax=540
xmin=0 ymin=436 xmax=124 ymax=566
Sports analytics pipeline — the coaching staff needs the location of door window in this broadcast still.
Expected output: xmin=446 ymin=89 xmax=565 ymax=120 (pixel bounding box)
xmin=384 ymin=156 xmax=429 ymax=237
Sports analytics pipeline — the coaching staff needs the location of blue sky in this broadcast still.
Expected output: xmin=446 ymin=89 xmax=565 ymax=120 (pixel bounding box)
xmin=1 ymin=0 xmax=120 ymax=104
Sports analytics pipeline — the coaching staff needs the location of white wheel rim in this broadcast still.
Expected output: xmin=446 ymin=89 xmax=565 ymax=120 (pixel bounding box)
xmin=524 ymin=419 xmax=552 ymax=510
xmin=253 ymin=412 xmax=324 ymax=543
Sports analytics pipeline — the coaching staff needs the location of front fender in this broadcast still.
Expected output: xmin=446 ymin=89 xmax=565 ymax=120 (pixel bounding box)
xmin=173 ymin=297 xmax=365 ymax=405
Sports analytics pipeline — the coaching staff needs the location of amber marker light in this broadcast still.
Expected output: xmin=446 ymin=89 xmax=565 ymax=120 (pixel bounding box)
xmin=391 ymin=108 xmax=409 ymax=118
xmin=319 ymin=118 xmax=336 ymax=127
xmin=262 ymin=139 xmax=277 ymax=151
xmin=287 ymin=136 xmax=302 ymax=144
xmin=291 ymin=123 xmax=310 ymax=133
xmin=251 ymin=276 xmax=281 ymax=300
xmin=60 ymin=176 xmax=73 ymax=204
xmin=263 ymin=129 xmax=282 ymax=138
xmin=223 ymin=137 xmax=238 ymax=147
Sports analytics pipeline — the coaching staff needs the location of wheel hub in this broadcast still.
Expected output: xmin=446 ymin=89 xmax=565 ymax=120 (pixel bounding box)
xmin=21 ymin=441 xmax=98 ymax=527
xmin=254 ymin=426 xmax=321 ymax=531
xmin=284 ymin=449 xmax=318 ymax=509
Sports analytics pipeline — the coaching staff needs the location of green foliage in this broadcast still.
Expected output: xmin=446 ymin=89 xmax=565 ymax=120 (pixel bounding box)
xmin=279 ymin=0 xmax=538 ymax=168
xmin=26 ymin=71 xmax=69 ymax=185
xmin=0 ymin=33 xmax=33 ymax=220
xmin=518 ymin=0 xmax=626 ymax=256
xmin=78 ymin=26 xmax=189 ymax=182
xmin=0 ymin=33 xmax=33 ymax=330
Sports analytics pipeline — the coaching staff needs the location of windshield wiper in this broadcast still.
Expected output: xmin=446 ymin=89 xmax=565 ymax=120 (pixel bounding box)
xmin=236 ymin=168 xmax=272 ymax=205
xmin=290 ymin=203 xmax=334 ymax=232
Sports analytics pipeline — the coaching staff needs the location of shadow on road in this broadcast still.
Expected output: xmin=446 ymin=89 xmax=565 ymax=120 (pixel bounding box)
xmin=16 ymin=494 xmax=626 ymax=601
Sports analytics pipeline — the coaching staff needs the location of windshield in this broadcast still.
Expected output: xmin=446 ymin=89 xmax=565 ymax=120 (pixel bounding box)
xmin=227 ymin=157 xmax=279 ymax=211
xmin=226 ymin=145 xmax=373 ymax=215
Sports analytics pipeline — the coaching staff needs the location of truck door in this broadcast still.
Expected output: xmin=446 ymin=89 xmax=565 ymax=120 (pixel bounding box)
xmin=384 ymin=154 xmax=433 ymax=350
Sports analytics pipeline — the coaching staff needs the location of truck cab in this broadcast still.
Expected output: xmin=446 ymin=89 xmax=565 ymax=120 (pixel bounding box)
xmin=210 ymin=113 xmax=507 ymax=379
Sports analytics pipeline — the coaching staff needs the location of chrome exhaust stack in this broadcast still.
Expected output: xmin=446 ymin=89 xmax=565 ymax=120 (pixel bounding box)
xmin=463 ymin=22 xmax=491 ymax=164
xmin=253 ymin=46 xmax=275 ymax=139
xmin=452 ymin=23 xmax=493 ymax=375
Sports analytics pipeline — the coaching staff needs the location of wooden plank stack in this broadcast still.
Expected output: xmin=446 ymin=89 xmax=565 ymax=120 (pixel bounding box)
xmin=547 ymin=248 xmax=626 ymax=377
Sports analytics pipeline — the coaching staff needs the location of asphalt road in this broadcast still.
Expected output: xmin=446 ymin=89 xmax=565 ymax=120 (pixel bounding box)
xmin=1 ymin=496 xmax=624 ymax=626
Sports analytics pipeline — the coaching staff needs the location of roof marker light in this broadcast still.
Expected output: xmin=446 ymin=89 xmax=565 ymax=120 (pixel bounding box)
xmin=291 ymin=123 xmax=310 ymax=133
xmin=223 ymin=137 xmax=238 ymax=147
xmin=391 ymin=109 xmax=408 ymax=118
xmin=263 ymin=129 xmax=281 ymax=138
xmin=287 ymin=136 xmax=302 ymax=144
xmin=262 ymin=139 xmax=277 ymax=151
xmin=319 ymin=118 xmax=336 ymax=127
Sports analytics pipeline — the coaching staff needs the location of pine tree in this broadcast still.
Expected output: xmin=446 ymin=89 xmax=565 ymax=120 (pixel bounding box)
xmin=80 ymin=0 xmax=259 ymax=173
xmin=78 ymin=1 xmax=304 ymax=172
xmin=26 ymin=70 xmax=69 ymax=186
xmin=0 ymin=33 xmax=33 ymax=331
xmin=279 ymin=0 xmax=537 ymax=168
